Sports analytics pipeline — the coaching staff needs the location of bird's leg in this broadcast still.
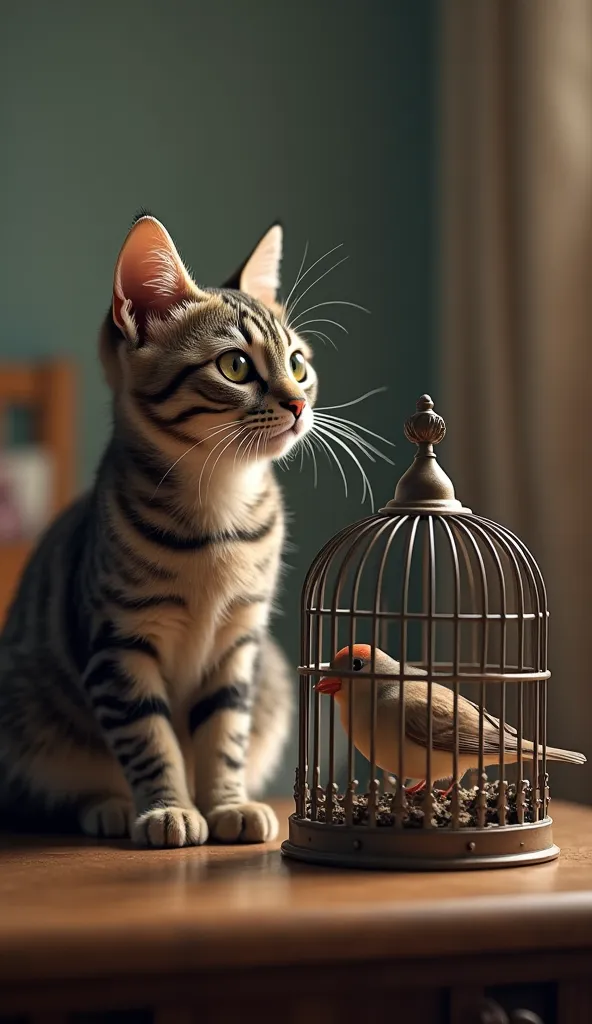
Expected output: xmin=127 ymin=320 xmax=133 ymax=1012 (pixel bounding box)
xmin=436 ymin=782 xmax=454 ymax=798
xmin=405 ymin=780 xmax=427 ymax=796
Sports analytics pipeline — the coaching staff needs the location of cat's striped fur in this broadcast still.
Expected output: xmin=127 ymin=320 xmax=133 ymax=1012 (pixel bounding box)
xmin=0 ymin=215 xmax=316 ymax=846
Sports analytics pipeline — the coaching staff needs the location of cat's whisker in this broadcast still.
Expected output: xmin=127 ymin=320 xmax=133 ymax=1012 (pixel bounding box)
xmin=314 ymin=419 xmax=393 ymax=472
xmin=314 ymin=412 xmax=396 ymax=457
xmin=301 ymin=435 xmax=319 ymax=488
xmin=204 ymin=425 xmax=253 ymax=502
xmin=153 ymin=442 xmax=202 ymax=494
xmin=309 ymin=430 xmax=349 ymax=500
xmin=291 ymin=299 xmax=370 ymax=329
xmin=203 ymin=418 xmax=241 ymax=434
xmin=153 ymin=418 xmax=245 ymax=496
xmin=313 ymin=423 xmax=375 ymax=510
xmin=301 ymin=329 xmax=338 ymax=351
xmin=284 ymin=243 xmax=344 ymax=319
xmin=243 ymin=427 xmax=261 ymax=468
xmin=315 ymin=387 xmax=387 ymax=412
xmin=292 ymin=317 xmax=349 ymax=335
xmin=198 ymin=424 xmax=249 ymax=504
xmin=283 ymin=240 xmax=309 ymax=313
xmin=286 ymin=256 xmax=349 ymax=324
xmin=322 ymin=427 xmax=394 ymax=466
xmin=243 ymin=429 xmax=260 ymax=469
xmin=316 ymin=427 xmax=370 ymax=508
xmin=251 ymin=430 xmax=261 ymax=466
xmin=318 ymin=423 xmax=378 ymax=463
xmin=234 ymin=428 xmax=256 ymax=469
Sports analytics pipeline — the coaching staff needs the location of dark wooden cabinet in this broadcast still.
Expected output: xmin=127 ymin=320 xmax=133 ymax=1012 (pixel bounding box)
xmin=2 ymin=801 xmax=592 ymax=1023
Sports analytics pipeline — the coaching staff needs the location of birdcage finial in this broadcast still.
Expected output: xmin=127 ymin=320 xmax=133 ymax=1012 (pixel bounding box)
xmin=381 ymin=394 xmax=471 ymax=513
xmin=404 ymin=395 xmax=446 ymax=447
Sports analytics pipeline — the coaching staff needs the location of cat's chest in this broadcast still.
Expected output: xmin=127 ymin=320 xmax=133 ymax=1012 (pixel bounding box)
xmin=151 ymin=522 xmax=283 ymax=695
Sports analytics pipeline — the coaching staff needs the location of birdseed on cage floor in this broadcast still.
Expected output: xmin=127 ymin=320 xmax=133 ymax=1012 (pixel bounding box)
xmin=305 ymin=781 xmax=536 ymax=828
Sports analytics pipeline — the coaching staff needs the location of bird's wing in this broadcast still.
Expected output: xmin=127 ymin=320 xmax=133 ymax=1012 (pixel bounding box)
xmin=403 ymin=682 xmax=519 ymax=755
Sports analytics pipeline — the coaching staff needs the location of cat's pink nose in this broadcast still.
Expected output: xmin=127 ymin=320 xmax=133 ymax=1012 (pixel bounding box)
xmin=281 ymin=398 xmax=306 ymax=421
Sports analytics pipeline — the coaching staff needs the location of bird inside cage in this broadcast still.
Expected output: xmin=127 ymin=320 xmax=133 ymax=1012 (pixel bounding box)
xmin=316 ymin=644 xmax=586 ymax=794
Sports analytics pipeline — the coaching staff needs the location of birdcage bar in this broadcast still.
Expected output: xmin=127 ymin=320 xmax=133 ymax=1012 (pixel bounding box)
xmin=345 ymin=516 xmax=389 ymax=818
xmin=450 ymin=515 xmax=490 ymax=827
xmin=469 ymin=517 xmax=510 ymax=826
xmin=421 ymin=523 xmax=431 ymax=667
xmin=394 ymin=517 xmax=418 ymax=823
xmin=453 ymin=526 xmax=479 ymax=672
xmin=327 ymin=518 xmax=387 ymax=822
xmin=482 ymin=516 xmax=549 ymax=821
xmin=362 ymin=518 xmax=404 ymax=824
xmin=306 ymin=608 xmax=541 ymax=622
xmin=300 ymin=664 xmax=547 ymax=683
xmin=439 ymin=515 xmax=462 ymax=827
xmin=421 ymin=517 xmax=436 ymax=827
xmin=534 ymin=674 xmax=541 ymax=819
xmin=479 ymin=516 xmax=528 ymax=823
xmin=304 ymin=517 xmax=369 ymax=821
xmin=368 ymin=516 xmax=411 ymax=825
xmin=310 ymin=597 xmax=321 ymax=822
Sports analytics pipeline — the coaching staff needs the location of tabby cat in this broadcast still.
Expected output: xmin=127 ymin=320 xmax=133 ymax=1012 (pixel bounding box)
xmin=0 ymin=214 xmax=316 ymax=847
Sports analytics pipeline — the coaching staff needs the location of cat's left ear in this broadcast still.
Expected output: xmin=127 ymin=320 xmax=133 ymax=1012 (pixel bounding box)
xmin=223 ymin=223 xmax=283 ymax=308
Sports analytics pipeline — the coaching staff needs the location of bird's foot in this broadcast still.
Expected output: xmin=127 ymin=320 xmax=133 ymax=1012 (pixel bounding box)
xmin=405 ymin=780 xmax=426 ymax=796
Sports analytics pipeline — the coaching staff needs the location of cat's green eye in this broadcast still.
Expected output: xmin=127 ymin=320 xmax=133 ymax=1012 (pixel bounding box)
xmin=217 ymin=350 xmax=253 ymax=383
xmin=290 ymin=351 xmax=307 ymax=383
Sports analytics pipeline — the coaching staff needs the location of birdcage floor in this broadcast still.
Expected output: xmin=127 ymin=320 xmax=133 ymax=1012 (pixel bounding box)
xmin=305 ymin=780 xmax=537 ymax=829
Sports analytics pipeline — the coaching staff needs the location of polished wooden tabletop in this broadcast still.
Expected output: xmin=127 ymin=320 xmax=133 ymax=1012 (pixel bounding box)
xmin=1 ymin=799 xmax=592 ymax=982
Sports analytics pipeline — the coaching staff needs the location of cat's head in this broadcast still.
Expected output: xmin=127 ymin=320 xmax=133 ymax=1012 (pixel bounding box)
xmin=101 ymin=213 xmax=317 ymax=465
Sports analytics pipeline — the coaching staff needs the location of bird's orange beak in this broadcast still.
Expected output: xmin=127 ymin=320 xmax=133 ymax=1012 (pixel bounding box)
xmin=315 ymin=676 xmax=342 ymax=696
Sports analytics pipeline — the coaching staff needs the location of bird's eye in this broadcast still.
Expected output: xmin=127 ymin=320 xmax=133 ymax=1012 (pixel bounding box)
xmin=290 ymin=351 xmax=307 ymax=383
xmin=218 ymin=350 xmax=253 ymax=383
xmin=352 ymin=658 xmax=364 ymax=671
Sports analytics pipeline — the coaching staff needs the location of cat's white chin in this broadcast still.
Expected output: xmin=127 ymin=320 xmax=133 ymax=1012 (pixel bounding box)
xmin=265 ymin=421 xmax=306 ymax=458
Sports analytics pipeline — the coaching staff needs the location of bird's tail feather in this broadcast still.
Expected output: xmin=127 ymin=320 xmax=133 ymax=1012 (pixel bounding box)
xmin=521 ymin=740 xmax=586 ymax=765
xmin=545 ymin=744 xmax=587 ymax=765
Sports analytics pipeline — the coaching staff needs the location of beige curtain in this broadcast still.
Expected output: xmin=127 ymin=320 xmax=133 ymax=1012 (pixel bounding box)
xmin=440 ymin=0 xmax=592 ymax=802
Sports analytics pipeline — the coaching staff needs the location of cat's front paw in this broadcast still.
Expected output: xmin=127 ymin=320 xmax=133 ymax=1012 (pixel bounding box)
xmin=132 ymin=806 xmax=208 ymax=848
xmin=79 ymin=796 xmax=133 ymax=838
xmin=207 ymin=801 xmax=279 ymax=843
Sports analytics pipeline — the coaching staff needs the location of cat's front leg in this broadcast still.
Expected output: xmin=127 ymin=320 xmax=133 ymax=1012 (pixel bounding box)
xmin=83 ymin=640 xmax=207 ymax=848
xmin=189 ymin=637 xmax=278 ymax=843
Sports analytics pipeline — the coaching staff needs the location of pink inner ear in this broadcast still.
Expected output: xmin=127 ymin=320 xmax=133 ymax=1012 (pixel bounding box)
xmin=113 ymin=217 xmax=198 ymax=340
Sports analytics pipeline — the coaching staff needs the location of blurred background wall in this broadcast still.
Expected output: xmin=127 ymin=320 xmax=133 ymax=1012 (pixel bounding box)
xmin=0 ymin=1 xmax=437 ymax=794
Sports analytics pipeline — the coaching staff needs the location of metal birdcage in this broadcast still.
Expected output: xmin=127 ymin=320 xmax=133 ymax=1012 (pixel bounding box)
xmin=281 ymin=394 xmax=565 ymax=871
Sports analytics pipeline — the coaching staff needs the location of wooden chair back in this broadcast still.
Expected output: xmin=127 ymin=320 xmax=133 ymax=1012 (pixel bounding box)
xmin=0 ymin=360 xmax=76 ymax=624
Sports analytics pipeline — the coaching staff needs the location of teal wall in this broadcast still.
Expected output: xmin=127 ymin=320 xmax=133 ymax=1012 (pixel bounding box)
xmin=0 ymin=1 xmax=436 ymax=793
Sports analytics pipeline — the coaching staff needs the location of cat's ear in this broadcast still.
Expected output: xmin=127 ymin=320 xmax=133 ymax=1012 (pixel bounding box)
xmin=112 ymin=214 xmax=206 ymax=344
xmin=223 ymin=223 xmax=283 ymax=308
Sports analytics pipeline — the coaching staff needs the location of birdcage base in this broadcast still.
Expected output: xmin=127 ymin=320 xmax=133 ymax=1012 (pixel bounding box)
xmin=282 ymin=815 xmax=559 ymax=871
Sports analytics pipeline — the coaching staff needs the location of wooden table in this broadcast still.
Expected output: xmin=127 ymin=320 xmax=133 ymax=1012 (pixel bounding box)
xmin=2 ymin=800 xmax=592 ymax=1023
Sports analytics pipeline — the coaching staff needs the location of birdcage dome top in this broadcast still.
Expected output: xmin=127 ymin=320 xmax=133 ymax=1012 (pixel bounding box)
xmin=301 ymin=395 xmax=548 ymax=687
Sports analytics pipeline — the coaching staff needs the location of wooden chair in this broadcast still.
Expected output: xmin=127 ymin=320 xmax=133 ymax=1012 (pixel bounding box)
xmin=0 ymin=360 xmax=76 ymax=625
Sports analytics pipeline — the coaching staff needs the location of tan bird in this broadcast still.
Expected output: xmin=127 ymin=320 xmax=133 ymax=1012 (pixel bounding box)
xmin=316 ymin=644 xmax=586 ymax=789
